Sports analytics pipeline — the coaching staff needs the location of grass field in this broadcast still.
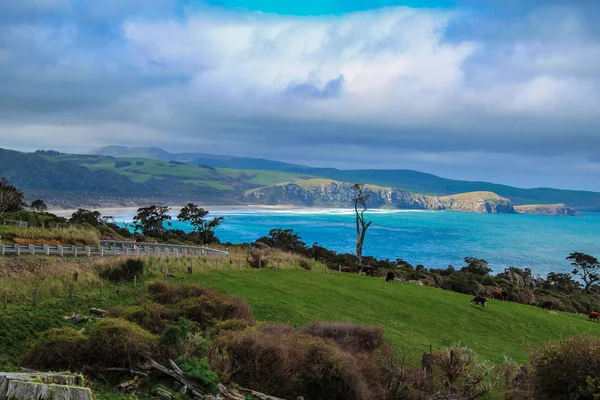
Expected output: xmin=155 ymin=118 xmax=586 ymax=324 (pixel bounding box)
xmin=2 ymin=255 xmax=599 ymax=369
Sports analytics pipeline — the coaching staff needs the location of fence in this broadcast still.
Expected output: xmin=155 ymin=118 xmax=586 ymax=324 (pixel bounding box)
xmin=1 ymin=219 xmax=27 ymax=229
xmin=0 ymin=240 xmax=229 ymax=258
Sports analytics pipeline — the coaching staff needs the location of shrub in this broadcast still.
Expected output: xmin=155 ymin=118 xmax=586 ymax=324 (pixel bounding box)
xmin=99 ymin=258 xmax=145 ymax=282
xmin=89 ymin=318 xmax=158 ymax=368
xmin=160 ymin=318 xmax=194 ymax=354
xmin=115 ymin=161 xmax=132 ymax=168
xmin=529 ymin=335 xmax=600 ymax=400
xmin=433 ymin=344 xmax=495 ymax=400
xmin=210 ymin=323 xmax=385 ymax=400
xmin=303 ymin=322 xmax=385 ymax=354
xmin=21 ymin=328 xmax=88 ymax=370
xmin=149 ymin=282 xmax=253 ymax=327
xmin=208 ymin=319 xmax=253 ymax=338
xmin=176 ymin=356 xmax=219 ymax=394
xmin=125 ymin=301 xmax=171 ymax=334
xmin=299 ymin=259 xmax=312 ymax=271
xmin=247 ymin=249 xmax=269 ymax=269
xmin=176 ymin=295 xmax=253 ymax=329
xmin=135 ymin=161 xmax=144 ymax=166
xmin=148 ymin=281 xmax=213 ymax=304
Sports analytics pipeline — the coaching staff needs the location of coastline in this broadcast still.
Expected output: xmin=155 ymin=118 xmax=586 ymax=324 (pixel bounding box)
xmin=48 ymin=204 xmax=317 ymax=218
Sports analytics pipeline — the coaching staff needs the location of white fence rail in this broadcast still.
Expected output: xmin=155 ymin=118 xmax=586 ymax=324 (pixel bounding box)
xmin=0 ymin=240 xmax=228 ymax=258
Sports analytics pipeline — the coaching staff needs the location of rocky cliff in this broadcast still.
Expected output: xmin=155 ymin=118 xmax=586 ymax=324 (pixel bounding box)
xmin=245 ymin=181 xmax=445 ymax=210
xmin=244 ymin=182 xmax=517 ymax=213
xmin=514 ymin=204 xmax=581 ymax=216
xmin=439 ymin=192 xmax=516 ymax=214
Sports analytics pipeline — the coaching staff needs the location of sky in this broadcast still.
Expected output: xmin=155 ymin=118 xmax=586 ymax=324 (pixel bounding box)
xmin=1 ymin=1 xmax=600 ymax=191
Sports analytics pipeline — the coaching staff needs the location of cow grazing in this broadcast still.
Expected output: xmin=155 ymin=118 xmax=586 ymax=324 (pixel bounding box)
xmin=386 ymin=272 xmax=395 ymax=283
xmin=491 ymin=290 xmax=504 ymax=301
xmin=341 ymin=266 xmax=352 ymax=273
xmin=470 ymin=296 xmax=487 ymax=308
xmin=541 ymin=301 xmax=553 ymax=310
xmin=589 ymin=312 xmax=600 ymax=321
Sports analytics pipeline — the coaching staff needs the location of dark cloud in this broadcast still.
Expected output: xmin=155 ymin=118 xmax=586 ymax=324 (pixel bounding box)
xmin=0 ymin=2 xmax=599 ymax=190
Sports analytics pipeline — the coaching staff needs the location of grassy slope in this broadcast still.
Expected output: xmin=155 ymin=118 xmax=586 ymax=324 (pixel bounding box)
xmin=439 ymin=191 xmax=504 ymax=201
xmin=181 ymin=268 xmax=600 ymax=364
xmin=3 ymin=257 xmax=599 ymax=367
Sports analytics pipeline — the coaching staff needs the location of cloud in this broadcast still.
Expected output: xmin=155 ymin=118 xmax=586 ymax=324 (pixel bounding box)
xmin=0 ymin=2 xmax=599 ymax=190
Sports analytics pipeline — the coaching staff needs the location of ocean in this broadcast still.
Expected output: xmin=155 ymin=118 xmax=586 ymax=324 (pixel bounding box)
xmin=113 ymin=208 xmax=600 ymax=276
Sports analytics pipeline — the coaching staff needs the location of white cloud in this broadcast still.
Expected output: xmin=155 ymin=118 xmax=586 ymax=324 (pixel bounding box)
xmin=1 ymin=3 xmax=600 ymax=189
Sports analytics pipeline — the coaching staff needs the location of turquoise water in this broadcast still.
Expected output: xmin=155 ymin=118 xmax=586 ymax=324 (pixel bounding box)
xmin=116 ymin=209 xmax=600 ymax=276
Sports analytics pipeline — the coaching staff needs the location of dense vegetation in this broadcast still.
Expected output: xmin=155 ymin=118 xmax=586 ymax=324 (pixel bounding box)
xmin=2 ymin=254 xmax=600 ymax=400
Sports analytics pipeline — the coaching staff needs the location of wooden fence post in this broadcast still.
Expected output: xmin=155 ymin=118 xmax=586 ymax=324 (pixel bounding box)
xmin=33 ymin=288 xmax=38 ymax=307
xmin=100 ymin=246 xmax=104 ymax=257
xmin=338 ymin=265 xmax=341 ymax=273
xmin=44 ymin=245 xmax=50 ymax=256
xmin=277 ymin=260 xmax=280 ymax=269
xmin=58 ymin=245 xmax=64 ymax=257
xmin=29 ymin=244 xmax=35 ymax=255
xmin=215 ymin=258 xmax=219 ymax=269
xmin=72 ymin=246 xmax=78 ymax=258
xmin=134 ymin=275 xmax=137 ymax=287
xmin=85 ymin=246 xmax=91 ymax=257
xmin=259 ymin=257 xmax=262 ymax=269
xmin=0 ymin=244 xmax=4 ymax=256
xmin=15 ymin=245 xmax=20 ymax=256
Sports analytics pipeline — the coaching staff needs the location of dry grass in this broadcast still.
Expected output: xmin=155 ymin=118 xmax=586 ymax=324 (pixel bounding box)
xmin=0 ymin=226 xmax=100 ymax=246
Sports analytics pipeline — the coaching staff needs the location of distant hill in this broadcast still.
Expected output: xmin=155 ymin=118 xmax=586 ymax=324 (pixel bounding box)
xmin=90 ymin=146 xmax=600 ymax=210
xmin=90 ymin=145 xmax=312 ymax=172
xmin=0 ymin=149 xmax=238 ymax=208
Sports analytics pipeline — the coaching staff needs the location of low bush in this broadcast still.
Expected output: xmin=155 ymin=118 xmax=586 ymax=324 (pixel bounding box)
xmin=529 ymin=335 xmax=600 ymax=400
xmin=433 ymin=344 xmax=495 ymax=400
xmin=175 ymin=295 xmax=253 ymax=329
xmin=99 ymin=258 xmax=145 ymax=282
xmin=89 ymin=318 xmax=158 ymax=368
xmin=210 ymin=323 xmax=385 ymax=400
xmin=207 ymin=319 xmax=253 ymax=338
xmin=124 ymin=301 xmax=171 ymax=334
xmin=148 ymin=281 xmax=213 ymax=304
xmin=176 ymin=356 xmax=219 ymax=394
xmin=149 ymin=282 xmax=253 ymax=327
xmin=303 ymin=322 xmax=385 ymax=354
xmin=21 ymin=328 xmax=88 ymax=370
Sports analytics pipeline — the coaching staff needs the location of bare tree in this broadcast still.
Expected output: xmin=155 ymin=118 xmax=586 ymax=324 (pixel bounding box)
xmin=353 ymin=183 xmax=372 ymax=267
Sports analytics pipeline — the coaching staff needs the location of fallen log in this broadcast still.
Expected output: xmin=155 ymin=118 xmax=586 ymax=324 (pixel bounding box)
xmin=148 ymin=359 xmax=209 ymax=397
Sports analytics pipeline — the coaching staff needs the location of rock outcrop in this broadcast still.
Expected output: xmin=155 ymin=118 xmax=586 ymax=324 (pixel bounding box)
xmin=245 ymin=182 xmax=517 ymax=214
xmin=514 ymin=204 xmax=581 ymax=216
xmin=439 ymin=192 xmax=515 ymax=214
xmin=0 ymin=372 xmax=91 ymax=400
xmin=245 ymin=181 xmax=445 ymax=210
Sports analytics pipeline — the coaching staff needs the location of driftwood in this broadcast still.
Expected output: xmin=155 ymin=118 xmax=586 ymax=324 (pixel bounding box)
xmin=90 ymin=308 xmax=107 ymax=317
xmin=149 ymin=359 xmax=209 ymax=398
xmin=154 ymin=387 xmax=173 ymax=399
xmin=148 ymin=359 xmax=286 ymax=400
xmin=118 ymin=376 xmax=141 ymax=393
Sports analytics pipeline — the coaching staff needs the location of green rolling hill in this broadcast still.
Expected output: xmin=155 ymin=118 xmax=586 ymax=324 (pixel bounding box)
xmin=1 ymin=146 xmax=599 ymax=210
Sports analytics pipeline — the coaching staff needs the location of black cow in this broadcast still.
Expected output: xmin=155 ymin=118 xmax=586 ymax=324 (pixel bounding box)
xmin=386 ymin=272 xmax=395 ymax=283
xmin=470 ymin=296 xmax=486 ymax=308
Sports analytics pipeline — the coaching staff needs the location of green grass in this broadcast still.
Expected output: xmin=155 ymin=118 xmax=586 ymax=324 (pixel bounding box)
xmin=2 ymin=257 xmax=600 ymax=368
xmin=218 ymin=168 xmax=312 ymax=187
